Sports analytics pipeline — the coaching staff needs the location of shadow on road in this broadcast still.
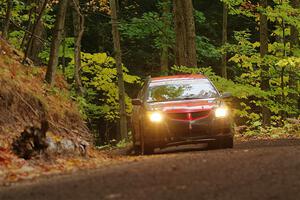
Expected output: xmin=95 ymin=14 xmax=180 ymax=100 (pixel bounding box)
xmin=155 ymin=143 xmax=208 ymax=155
xmin=124 ymin=138 xmax=300 ymax=156
xmin=234 ymin=138 xmax=300 ymax=149
xmin=148 ymin=138 xmax=300 ymax=155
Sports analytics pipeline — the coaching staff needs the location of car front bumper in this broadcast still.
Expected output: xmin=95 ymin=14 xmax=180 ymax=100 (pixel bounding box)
xmin=142 ymin=115 xmax=233 ymax=146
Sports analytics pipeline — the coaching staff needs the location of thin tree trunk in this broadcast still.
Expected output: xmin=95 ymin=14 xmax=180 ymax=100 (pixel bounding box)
xmin=2 ymin=0 xmax=13 ymax=39
xmin=184 ymin=0 xmax=197 ymax=67
xmin=289 ymin=0 xmax=299 ymax=112
xmin=173 ymin=0 xmax=197 ymax=67
xmin=28 ymin=19 xmax=46 ymax=64
xmin=45 ymin=0 xmax=69 ymax=84
xmin=110 ymin=0 xmax=128 ymax=140
xmin=160 ymin=0 xmax=170 ymax=73
xmin=21 ymin=0 xmax=36 ymax=50
xmin=174 ymin=0 xmax=186 ymax=66
xmin=221 ymin=3 xmax=228 ymax=79
xmin=20 ymin=0 xmax=36 ymax=50
xmin=28 ymin=0 xmax=47 ymax=64
xmin=280 ymin=5 xmax=286 ymax=104
xmin=62 ymin=33 xmax=66 ymax=76
xmin=259 ymin=0 xmax=271 ymax=127
xmin=72 ymin=0 xmax=85 ymax=95
xmin=23 ymin=0 xmax=48 ymax=65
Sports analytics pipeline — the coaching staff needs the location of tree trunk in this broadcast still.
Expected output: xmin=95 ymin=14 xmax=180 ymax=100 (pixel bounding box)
xmin=259 ymin=0 xmax=271 ymax=126
xmin=2 ymin=0 xmax=13 ymax=40
xmin=110 ymin=0 xmax=128 ymax=140
xmin=62 ymin=33 xmax=66 ymax=76
xmin=289 ymin=0 xmax=299 ymax=112
xmin=173 ymin=0 xmax=197 ymax=67
xmin=221 ymin=3 xmax=228 ymax=79
xmin=23 ymin=0 xmax=48 ymax=65
xmin=20 ymin=0 xmax=35 ymax=50
xmin=28 ymin=21 xmax=45 ymax=65
xmin=72 ymin=0 xmax=85 ymax=95
xmin=45 ymin=0 xmax=69 ymax=84
xmin=160 ymin=0 xmax=170 ymax=73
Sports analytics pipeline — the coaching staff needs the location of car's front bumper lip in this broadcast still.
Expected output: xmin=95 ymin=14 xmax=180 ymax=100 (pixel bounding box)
xmin=143 ymin=115 xmax=233 ymax=144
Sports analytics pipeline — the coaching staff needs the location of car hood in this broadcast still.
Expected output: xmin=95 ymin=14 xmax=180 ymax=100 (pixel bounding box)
xmin=146 ymin=99 xmax=218 ymax=113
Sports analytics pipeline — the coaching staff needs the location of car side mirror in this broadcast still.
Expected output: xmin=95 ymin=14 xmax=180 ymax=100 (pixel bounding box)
xmin=221 ymin=92 xmax=232 ymax=99
xmin=132 ymin=99 xmax=143 ymax=106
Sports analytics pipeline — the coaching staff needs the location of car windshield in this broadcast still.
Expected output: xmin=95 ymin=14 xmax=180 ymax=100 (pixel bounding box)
xmin=147 ymin=79 xmax=219 ymax=103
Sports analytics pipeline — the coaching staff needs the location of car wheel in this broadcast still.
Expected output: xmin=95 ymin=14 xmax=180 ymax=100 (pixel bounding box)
xmin=139 ymin=124 xmax=155 ymax=155
xmin=142 ymin=145 xmax=154 ymax=155
xmin=141 ymin=140 xmax=154 ymax=155
xmin=131 ymin=128 xmax=141 ymax=154
xmin=140 ymin=134 xmax=155 ymax=155
xmin=220 ymin=136 xmax=234 ymax=149
xmin=207 ymin=140 xmax=218 ymax=150
xmin=208 ymin=136 xmax=233 ymax=150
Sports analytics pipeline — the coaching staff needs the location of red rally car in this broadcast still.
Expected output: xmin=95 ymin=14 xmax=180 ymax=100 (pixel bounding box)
xmin=131 ymin=74 xmax=234 ymax=154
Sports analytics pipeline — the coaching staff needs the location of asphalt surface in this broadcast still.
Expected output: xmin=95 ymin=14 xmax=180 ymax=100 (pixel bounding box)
xmin=1 ymin=139 xmax=300 ymax=200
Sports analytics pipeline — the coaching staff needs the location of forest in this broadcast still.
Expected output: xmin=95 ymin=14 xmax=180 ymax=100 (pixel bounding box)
xmin=1 ymin=0 xmax=299 ymax=145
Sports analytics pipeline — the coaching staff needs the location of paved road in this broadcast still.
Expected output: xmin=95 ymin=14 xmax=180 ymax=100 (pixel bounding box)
xmin=1 ymin=139 xmax=300 ymax=200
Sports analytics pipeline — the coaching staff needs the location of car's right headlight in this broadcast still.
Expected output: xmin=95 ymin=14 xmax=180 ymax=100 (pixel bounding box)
xmin=215 ymin=107 xmax=229 ymax=118
xmin=148 ymin=111 xmax=164 ymax=123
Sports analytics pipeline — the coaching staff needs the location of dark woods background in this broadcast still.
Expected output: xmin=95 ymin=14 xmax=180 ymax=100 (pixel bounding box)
xmin=1 ymin=0 xmax=299 ymax=145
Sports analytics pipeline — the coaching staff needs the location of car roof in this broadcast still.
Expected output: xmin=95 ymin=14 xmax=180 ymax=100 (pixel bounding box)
xmin=151 ymin=74 xmax=206 ymax=82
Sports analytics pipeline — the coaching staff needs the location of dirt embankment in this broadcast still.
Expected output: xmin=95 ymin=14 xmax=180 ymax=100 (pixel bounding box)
xmin=0 ymin=37 xmax=119 ymax=185
xmin=0 ymin=37 xmax=92 ymax=151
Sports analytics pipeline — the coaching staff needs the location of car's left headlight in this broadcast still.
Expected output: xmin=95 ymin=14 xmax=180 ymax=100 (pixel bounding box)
xmin=148 ymin=112 xmax=164 ymax=123
xmin=215 ymin=107 xmax=229 ymax=118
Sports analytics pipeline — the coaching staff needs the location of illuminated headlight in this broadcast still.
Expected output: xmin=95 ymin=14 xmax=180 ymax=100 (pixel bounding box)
xmin=215 ymin=107 xmax=229 ymax=118
xmin=148 ymin=112 xmax=164 ymax=123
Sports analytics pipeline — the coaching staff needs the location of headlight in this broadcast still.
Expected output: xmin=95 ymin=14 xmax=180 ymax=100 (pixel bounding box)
xmin=215 ymin=107 xmax=229 ymax=118
xmin=148 ymin=112 xmax=164 ymax=123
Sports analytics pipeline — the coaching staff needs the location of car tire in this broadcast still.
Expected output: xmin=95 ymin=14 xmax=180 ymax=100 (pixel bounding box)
xmin=220 ymin=136 xmax=233 ymax=149
xmin=139 ymin=123 xmax=155 ymax=155
xmin=208 ymin=136 xmax=233 ymax=150
xmin=132 ymin=128 xmax=141 ymax=154
xmin=207 ymin=140 xmax=218 ymax=150
xmin=141 ymin=140 xmax=154 ymax=155
xmin=140 ymin=133 xmax=155 ymax=155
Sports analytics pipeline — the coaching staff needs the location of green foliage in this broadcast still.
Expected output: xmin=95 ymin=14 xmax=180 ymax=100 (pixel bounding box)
xmin=194 ymin=10 xmax=206 ymax=25
xmin=196 ymin=36 xmax=221 ymax=61
xmin=67 ymin=52 xmax=140 ymax=122
xmin=120 ymin=11 xmax=175 ymax=50
xmin=266 ymin=0 xmax=300 ymax=29
xmin=39 ymin=37 xmax=74 ymax=63
xmin=225 ymin=29 xmax=300 ymax=117
xmin=221 ymin=0 xmax=256 ymax=17
xmin=237 ymin=119 xmax=300 ymax=139
xmin=171 ymin=64 xmax=299 ymax=127
xmin=8 ymin=31 xmax=24 ymax=48
xmin=219 ymin=8 xmax=300 ymax=123
xmin=4 ymin=0 xmax=55 ymax=49
xmin=120 ymin=2 xmax=219 ymax=64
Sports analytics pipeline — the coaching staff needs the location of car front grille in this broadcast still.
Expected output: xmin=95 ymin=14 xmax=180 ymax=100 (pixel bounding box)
xmin=167 ymin=110 xmax=211 ymax=121
xmin=191 ymin=110 xmax=210 ymax=119
xmin=167 ymin=113 xmax=188 ymax=120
